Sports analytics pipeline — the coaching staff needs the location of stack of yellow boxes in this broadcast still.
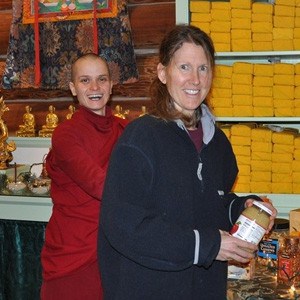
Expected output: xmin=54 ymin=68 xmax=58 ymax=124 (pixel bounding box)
xmin=271 ymin=130 xmax=296 ymax=193
xmin=252 ymin=2 xmax=273 ymax=51
xmin=210 ymin=1 xmax=231 ymax=52
xmin=253 ymin=64 xmax=274 ymax=117
xmin=210 ymin=64 xmax=233 ymax=116
xmin=273 ymin=0 xmax=295 ymax=51
xmin=273 ymin=63 xmax=295 ymax=116
xmin=295 ymin=4 xmax=300 ymax=49
xmin=250 ymin=127 xmax=273 ymax=193
xmin=296 ymin=63 xmax=300 ymax=115
xmin=232 ymin=62 xmax=253 ymax=116
xmin=231 ymin=123 xmax=253 ymax=192
xmin=293 ymin=135 xmax=300 ymax=193
xmin=230 ymin=0 xmax=252 ymax=51
xmin=190 ymin=1 xmax=211 ymax=35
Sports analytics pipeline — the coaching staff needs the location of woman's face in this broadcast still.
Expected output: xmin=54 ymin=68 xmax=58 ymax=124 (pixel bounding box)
xmin=157 ymin=42 xmax=213 ymax=117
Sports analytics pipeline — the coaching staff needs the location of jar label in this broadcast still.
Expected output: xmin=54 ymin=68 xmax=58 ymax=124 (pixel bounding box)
xmin=231 ymin=215 xmax=266 ymax=244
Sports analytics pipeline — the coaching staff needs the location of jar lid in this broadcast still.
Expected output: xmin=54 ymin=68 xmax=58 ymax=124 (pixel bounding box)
xmin=253 ymin=200 xmax=272 ymax=216
xmin=273 ymin=218 xmax=289 ymax=230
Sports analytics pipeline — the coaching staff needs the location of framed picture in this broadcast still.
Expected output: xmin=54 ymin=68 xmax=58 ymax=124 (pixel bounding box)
xmin=23 ymin=0 xmax=117 ymax=24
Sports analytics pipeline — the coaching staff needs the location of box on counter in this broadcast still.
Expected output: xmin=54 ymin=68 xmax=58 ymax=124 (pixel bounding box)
xmin=228 ymin=258 xmax=255 ymax=280
xmin=289 ymin=208 xmax=300 ymax=236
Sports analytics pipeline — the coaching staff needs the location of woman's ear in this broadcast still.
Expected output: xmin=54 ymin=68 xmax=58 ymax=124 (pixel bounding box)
xmin=157 ymin=63 xmax=167 ymax=84
xmin=69 ymin=82 xmax=77 ymax=96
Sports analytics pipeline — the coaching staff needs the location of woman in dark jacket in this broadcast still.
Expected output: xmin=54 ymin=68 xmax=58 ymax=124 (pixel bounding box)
xmin=98 ymin=25 xmax=277 ymax=300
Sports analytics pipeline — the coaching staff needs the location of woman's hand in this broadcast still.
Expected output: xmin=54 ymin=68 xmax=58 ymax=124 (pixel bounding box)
xmin=216 ymin=230 xmax=257 ymax=263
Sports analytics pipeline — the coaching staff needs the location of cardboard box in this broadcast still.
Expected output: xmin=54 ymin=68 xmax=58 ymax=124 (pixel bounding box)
xmin=289 ymin=208 xmax=300 ymax=235
xmin=228 ymin=258 xmax=255 ymax=280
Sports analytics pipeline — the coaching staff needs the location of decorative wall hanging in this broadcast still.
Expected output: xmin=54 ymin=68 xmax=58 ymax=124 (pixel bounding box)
xmin=1 ymin=0 xmax=139 ymax=90
xmin=23 ymin=0 xmax=117 ymax=24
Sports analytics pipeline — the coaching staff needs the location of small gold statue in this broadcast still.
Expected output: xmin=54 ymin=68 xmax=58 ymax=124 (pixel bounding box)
xmin=66 ymin=104 xmax=76 ymax=120
xmin=139 ymin=106 xmax=148 ymax=117
xmin=0 ymin=96 xmax=16 ymax=169
xmin=39 ymin=105 xmax=59 ymax=137
xmin=16 ymin=105 xmax=36 ymax=137
xmin=114 ymin=105 xmax=129 ymax=119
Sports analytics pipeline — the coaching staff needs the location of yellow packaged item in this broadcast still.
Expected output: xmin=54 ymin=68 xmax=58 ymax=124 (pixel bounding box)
xmin=220 ymin=124 xmax=231 ymax=139
xmin=232 ymin=95 xmax=252 ymax=106
xmin=292 ymin=160 xmax=300 ymax=171
xmin=253 ymin=64 xmax=274 ymax=76
xmin=272 ymin=131 xmax=296 ymax=145
xmin=274 ymin=5 xmax=295 ymax=17
xmin=234 ymin=175 xmax=250 ymax=184
xmin=212 ymin=107 xmax=233 ymax=117
xmin=274 ymin=107 xmax=295 ymax=117
xmin=294 ymin=99 xmax=300 ymax=107
xmin=251 ymin=127 xmax=272 ymax=142
xmin=252 ymin=3 xmax=273 ymax=15
xmin=274 ymin=75 xmax=294 ymax=86
xmin=272 ymin=162 xmax=292 ymax=174
xmin=209 ymin=97 xmax=232 ymax=108
xmin=211 ymin=2 xmax=231 ymax=10
xmin=212 ymin=77 xmax=232 ymax=89
xmin=273 ymin=85 xmax=294 ymax=99
xmin=252 ymin=42 xmax=273 ymax=51
xmin=273 ymin=28 xmax=294 ymax=40
xmin=295 ymin=75 xmax=300 ymax=86
xmin=295 ymin=29 xmax=300 ymax=39
xmin=293 ymin=149 xmax=300 ymax=160
xmin=273 ymin=99 xmax=294 ymax=108
xmin=211 ymin=88 xmax=232 ymax=98
xmin=231 ymin=123 xmax=256 ymax=137
xmin=251 ymin=171 xmax=271 ymax=182
xmin=231 ymin=29 xmax=251 ymax=40
xmin=273 ymin=16 xmax=295 ymax=28
xmin=252 ymin=33 xmax=273 ymax=42
xmin=252 ymin=96 xmax=273 ymax=107
xmin=253 ymin=76 xmax=273 ymax=87
xmin=295 ymin=86 xmax=300 ymax=98
xmin=230 ymin=0 xmax=251 ymax=9
xmin=214 ymin=43 xmax=231 ymax=52
xmin=232 ymin=84 xmax=252 ymax=95
xmin=215 ymin=65 xmax=233 ymax=78
xmin=232 ymin=74 xmax=252 ymax=85
xmin=233 ymin=62 xmax=253 ymax=74
xmin=231 ymin=9 xmax=251 ymax=19
xmin=231 ymin=39 xmax=252 ymax=51
xmin=251 ymin=13 xmax=273 ymax=23
xmin=294 ymin=136 xmax=300 ymax=149
xmin=250 ymin=182 xmax=272 ymax=193
xmin=273 ymin=143 xmax=294 ymax=153
xmin=295 ymin=17 xmax=300 ymax=28
xmin=272 ymin=182 xmax=293 ymax=194
xmin=210 ymin=21 xmax=231 ymax=32
xmin=190 ymin=22 xmax=210 ymax=34
xmin=292 ymin=183 xmax=300 ymax=194
xmin=272 ymin=152 xmax=293 ymax=163
xmin=231 ymin=18 xmax=251 ymax=29
xmin=210 ymin=32 xmax=231 ymax=44
xmin=232 ymin=145 xmax=251 ymax=156
xmin=231 ymin=135 xmax=251 ymax=145
xmin=238 ymin=164 xmax=251 ymax=176
xmin=233 ymin=106 xmax=253 ymax=117
xmin=232 ymin=182 xmax=250 ymax=193
xmin=251 ymin=151 xmax=272 ymax=161
xmin=190 ymin=1 xmax=211 ymax=13
xmin=275 ymin=0 xmax=296 ymax=6
xmin=253 ymin=86 xmax=273 ymax=97
xmin=251 ymin=141 xmax=272 ymax=153
xmin=253 ymin=107 xmax=274 ymax=117
xmin=272 ymin=173 xmax=292 ymax=183
xmin=292 ymin=172 xmax=300 ymax=183
xmin=211 ymin=9 xmax=231 ymax=21
xmin=273 ymin=40 xmax=294 ymax=51
xmin=236 ymin=155 xmax=251 ymax=166
xmin=251 ymin=22 xmax=273 ymax=33
xmin=294 ymin=107 xmax=300 ymax=116
xmin=190 ymin=13 xmax=212 ymax=23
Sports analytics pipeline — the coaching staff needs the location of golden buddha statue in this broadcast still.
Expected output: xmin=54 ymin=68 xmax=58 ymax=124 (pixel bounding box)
xmin=16 ymin=105 xmax=36 ymax=137
xmin=39 ymin=105 xmax=59 ymax=137
xmin=0 ymin=97 xmax=16 ymax=169
xmin=114 ymin=105 xmax=129 ymax=119
xmin=66 ymin=104 xmax=76 ymax=120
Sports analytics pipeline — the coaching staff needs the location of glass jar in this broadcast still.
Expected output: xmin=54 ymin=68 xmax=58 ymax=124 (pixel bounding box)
xmin=277 ymin=236 xmax=300 ymax=287
xmin=257 ymin=218 xmax=289 ymax=267
xmin=230 ymin=200 xmax=272 ymax=245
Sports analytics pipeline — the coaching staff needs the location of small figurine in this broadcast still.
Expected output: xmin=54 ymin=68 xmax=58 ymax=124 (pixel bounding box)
xmin=16 ymin=105 xmax=36 ymax=137
xmin=0 ymin=97 xmax=16 ymax=169
xmin=139 ymin=106 xmax=148 ymax=117
xmin=39 ymin=105 xmax=59 ymax=137
xmin=66 ymin=104 xmax=76 ymax=120
xmin=114 ymin=105 xmax=129 ymax=119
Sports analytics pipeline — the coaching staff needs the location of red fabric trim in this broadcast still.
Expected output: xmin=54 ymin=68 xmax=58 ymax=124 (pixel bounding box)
xmin=34 ymin=0 xmax=41 ymax=86
xmin=93 ymin=0 xmax=98 ymax=54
